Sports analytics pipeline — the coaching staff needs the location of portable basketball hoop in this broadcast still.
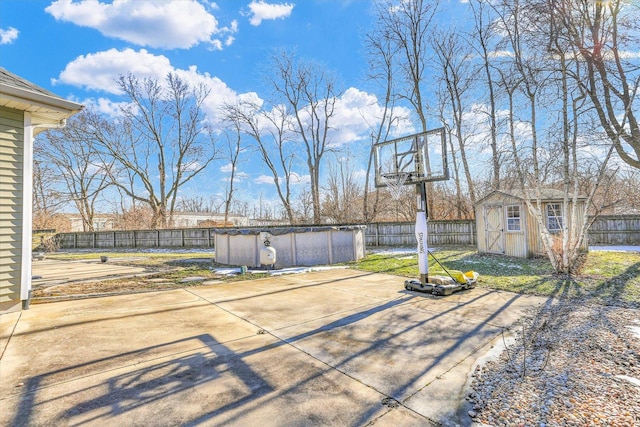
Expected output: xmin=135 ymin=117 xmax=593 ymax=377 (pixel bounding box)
xmin=372 ymin=128 xmax=477 ymax=296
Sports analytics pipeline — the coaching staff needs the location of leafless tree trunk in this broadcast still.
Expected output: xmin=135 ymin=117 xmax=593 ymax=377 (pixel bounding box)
xmin=321 ymin=151 xmax=363 ymax=223
xmin=432 ymin=31 xmax=477 ymax=205
xmin=90 ymin=73 xmax=218 ymax=229
xmin=468 ymin=0 xmax=503 ymax=190
xmin=363 ymin=20 xmax=407 ymax=222
xmin=372 ymin=0 xmax=440 ymax=216
xmin=32 ymin=150 xmax=66 ymax=230
xmin=295 ymin=189 xmax=314 ymax=224
xmin=221 ymin=123 xmax=245 ymax=223
xmin=493 ymin=0 xmax=616 ymax=273
xmin=36 ymin=110 xmax=113 ymax=232
xmin=553 ymin=0 xmax=640 ymax=170
xmin=222 ymin=100 xmax=296 ymax=223
xmin=267 ymin=50 xmax=339 ymax=224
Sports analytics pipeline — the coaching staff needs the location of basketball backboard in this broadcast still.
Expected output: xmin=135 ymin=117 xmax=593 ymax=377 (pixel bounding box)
xmin=373 ymin=128 xmax=449 ymax=188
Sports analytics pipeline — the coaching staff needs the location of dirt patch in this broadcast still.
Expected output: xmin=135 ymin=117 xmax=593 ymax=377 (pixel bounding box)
xmin=30 ymin=256 xmax=231 ymax=301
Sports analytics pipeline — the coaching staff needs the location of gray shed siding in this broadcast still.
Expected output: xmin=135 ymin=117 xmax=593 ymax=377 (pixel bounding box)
xmin=0 ymin=106 xmax=24 ymax=311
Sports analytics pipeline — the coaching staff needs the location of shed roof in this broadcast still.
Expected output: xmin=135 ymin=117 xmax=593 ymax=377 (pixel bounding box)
xmin=0 ymin=67 xmax=83 ymax=127
xmin=476 ymin=189 xmax=587 ymax=205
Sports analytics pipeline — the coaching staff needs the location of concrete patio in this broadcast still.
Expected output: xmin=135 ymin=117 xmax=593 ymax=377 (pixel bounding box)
xmin=1 ymin=268 xmax=548 ymax=426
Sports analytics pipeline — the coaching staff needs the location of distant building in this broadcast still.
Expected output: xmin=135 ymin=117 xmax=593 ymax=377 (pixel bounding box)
xmin=65 ymin=212 xmax=251 ymax=231
xmin=170 ymin=212 xmax=251 ymax=228
xmin=66 ymin=214 xmax=115 ymax=232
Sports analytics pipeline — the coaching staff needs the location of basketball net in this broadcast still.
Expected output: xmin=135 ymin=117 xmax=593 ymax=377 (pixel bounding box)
xmin=380 ymin=172 xmax=410 ymax=200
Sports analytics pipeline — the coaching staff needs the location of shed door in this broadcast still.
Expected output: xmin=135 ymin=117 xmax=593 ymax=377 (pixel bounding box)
xmin=484 ymin=204 xmax=504 ymax=254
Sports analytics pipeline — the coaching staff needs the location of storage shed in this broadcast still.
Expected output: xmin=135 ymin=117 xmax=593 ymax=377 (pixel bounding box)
xmin=0 ymin=68 xmax=82 ymax=313
xmin=475 ymin=189 xmax=588 ymax=258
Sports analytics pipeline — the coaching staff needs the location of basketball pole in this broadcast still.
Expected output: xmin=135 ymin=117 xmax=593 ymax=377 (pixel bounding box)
xmin=415 ymin=181 xmax=429 ymax=285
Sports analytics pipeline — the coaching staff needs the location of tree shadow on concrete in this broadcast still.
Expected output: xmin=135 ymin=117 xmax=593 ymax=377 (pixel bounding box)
xmin=11 ymin=334 xmax=273 ymax=427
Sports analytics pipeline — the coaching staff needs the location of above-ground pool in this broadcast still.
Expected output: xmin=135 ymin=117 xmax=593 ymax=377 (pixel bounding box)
xmin=213 ymin=225 xmax=366 ymax=268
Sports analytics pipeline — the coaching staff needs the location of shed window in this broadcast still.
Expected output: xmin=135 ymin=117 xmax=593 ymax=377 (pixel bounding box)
xmin=546 ymin=203 xmax=563 ymax=232
xmin=506 ymin=205 xmax=521 ymax=231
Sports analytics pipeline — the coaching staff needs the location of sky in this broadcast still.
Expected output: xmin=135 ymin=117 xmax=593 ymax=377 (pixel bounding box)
xmin=0 ymin=0 xmax=467 ymax=217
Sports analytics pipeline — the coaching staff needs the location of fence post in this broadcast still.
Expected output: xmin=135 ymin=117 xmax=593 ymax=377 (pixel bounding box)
xmin=470 ymin=221 xmax=475 ymax=246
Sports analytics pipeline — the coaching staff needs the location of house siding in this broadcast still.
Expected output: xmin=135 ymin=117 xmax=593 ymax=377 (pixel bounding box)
xmin=0 ymin=106 xmax=23 ymax=311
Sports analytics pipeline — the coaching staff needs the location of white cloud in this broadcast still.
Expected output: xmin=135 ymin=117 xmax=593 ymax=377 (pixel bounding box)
xmin=82 ymin=97 xmax=138 ymax=117
xmin=618 ymin=50 xmax=640 ymax=59
xmin=223 ymin=171 xmax=249 ymax=182
xmin=53 ymin=48 xmax=174 ymax=93
xmin=254 ymin=172 xmax=309 ymax=185
xmin=0 ymin=27 xmax=18 ymax=44
xmin=246 ymin=1 xmax=294 ymax=26
xmin=254 ymin=174 xmax=275 ymax=184
xmin=289 ymin=172 xmax=310 ymax=184
xmin=53 ymin=48 xmax=252 ymax=124
xmin=220 ymin=163 xmax=234 ymax=172
xmin=327 ymin=87 xmax=413 ymax=146
xmin=45 ymin=0 xmax=236 ymax=49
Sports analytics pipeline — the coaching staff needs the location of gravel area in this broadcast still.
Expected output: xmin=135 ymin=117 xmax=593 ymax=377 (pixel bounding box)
xmin=468 ymin=299 xmax=640 ymax=426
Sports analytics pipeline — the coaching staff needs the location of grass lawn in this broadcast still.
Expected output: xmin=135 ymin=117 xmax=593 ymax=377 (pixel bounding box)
xmin=37 ymin=246 xmax=639 ymax=306
xmin=350 ymin=246 xmax=640 ymax=306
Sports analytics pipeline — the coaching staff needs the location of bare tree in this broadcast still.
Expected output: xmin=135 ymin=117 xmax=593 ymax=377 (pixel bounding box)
xmin=553 ymin=0 xmax=640 ymax=170
xmin=177 ymin=195 xmax=223 ymax=213
xmin=222 ymin=100 xmax=297 ymax=223
xmin=220 ymin=123 xmax=246 ymax=223
xmin=468 ymin=0 xmax=503 ymax=189
xmin=362 ymin=20 xmax=407 ymax=222
xmin=321 ymin=151 xmax=363 ymax=223
xmin=37 ymin=110 xmax=113 ymax=232
xmin=294 ymin=188 xmax=314 ymax=223
xmin=32 ymin=145 xmax=67 ymax=230
xmin=88 ymin=73 xmax=219 ymax=228
xmin=266 ymin=51 xmax=340 ymax=223
xmin=372 ymin=0 xmax=441 ymax=216
xmin=432 ymin=30 xmax=478 ymax=205
xmin=491 ymin=0 xmax=615 ymax=273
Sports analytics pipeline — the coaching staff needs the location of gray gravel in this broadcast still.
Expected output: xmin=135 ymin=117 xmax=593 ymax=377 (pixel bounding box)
xmin=468 ymin=299 xmax=640 ymax=426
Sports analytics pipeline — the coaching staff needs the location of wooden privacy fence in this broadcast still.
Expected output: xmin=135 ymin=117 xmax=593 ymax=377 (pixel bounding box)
xmin=365 ymin=220 xmax=476 ymax=246
xmin=57 ymin=228 xmax=214 ymax=249
xmin=588 ymin=215 xmax=640 ymax=245
xmin=55 ymin=220 xmax=477 ymax=249
xmin=54 ymin=215 xmax=639 ymax=250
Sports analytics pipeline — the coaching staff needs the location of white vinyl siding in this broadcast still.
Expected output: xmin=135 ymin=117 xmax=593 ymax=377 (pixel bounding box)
xmin=0 ymin=106 xmax=23 ymax=308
